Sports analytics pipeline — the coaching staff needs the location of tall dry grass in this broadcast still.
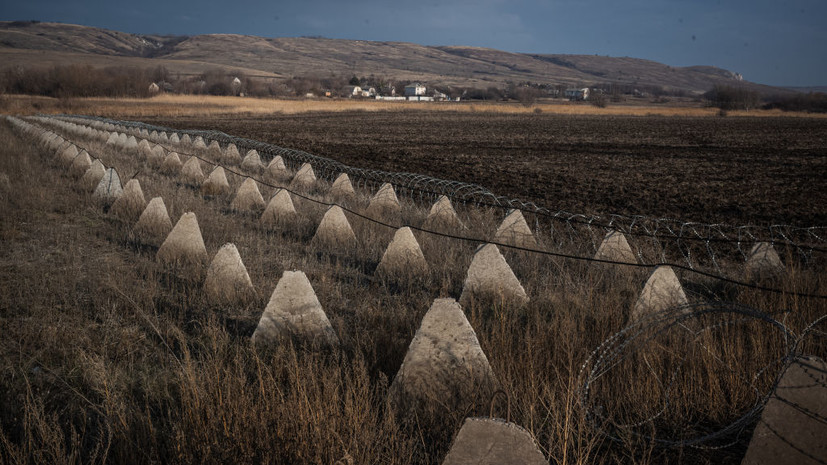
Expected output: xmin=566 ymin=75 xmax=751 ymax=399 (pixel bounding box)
xmin=3 ymin=93 xmax=827 ymax=119
xmin=0 ymin=116 xmax=824 ymax=465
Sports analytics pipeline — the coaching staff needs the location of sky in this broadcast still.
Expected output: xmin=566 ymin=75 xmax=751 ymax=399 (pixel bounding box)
xmin=3 ymin=0 xmax=826 ymax=87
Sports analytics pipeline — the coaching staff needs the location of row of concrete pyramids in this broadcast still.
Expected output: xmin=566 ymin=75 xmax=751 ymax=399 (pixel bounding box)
xmin=19 ymin=121 xmax=713 ymax=352
xmin=119 ymin=131 xmax=808 ymax=463
xmin=33 ymin=116 xmax=790 ymax=321
xmin=132 ymin=120 xmax=793 ymax=282
xmin=11 ymin=116 xmax=822 ymax=464
xmin=45 ymin=116 xmax=789 ymax=280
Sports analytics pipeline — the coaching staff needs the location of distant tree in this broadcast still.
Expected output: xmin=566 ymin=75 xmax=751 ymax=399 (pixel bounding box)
xmin=705 ymin=84 xmax=760 ymax=110
xmin=589 ymin=90 xmax=608 ymax=108
xmin=763 ymin=92 xmax=827 ymax=113
xmin=514 ymin=87 xmax=543 ymax=107
xmin=349 ymin=76 xmax=360 ymax=86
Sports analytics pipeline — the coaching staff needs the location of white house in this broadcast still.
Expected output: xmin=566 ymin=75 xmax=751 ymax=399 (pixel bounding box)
xmin=565 ymin=88 xmax=590 ymax=101
xmin=342 ymin=85 xmax=362 ymax=97
xmin=231 ymin=77 xmax=242 ymax=95
xmin=404 ymin=83 xmax=426 ymax=97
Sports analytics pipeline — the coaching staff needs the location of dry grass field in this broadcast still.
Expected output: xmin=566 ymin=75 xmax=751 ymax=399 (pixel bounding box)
xmin=0 ymin=100 xmax=825 ymax=464
xmin=4 ymin=93 xmax=825 ymax=119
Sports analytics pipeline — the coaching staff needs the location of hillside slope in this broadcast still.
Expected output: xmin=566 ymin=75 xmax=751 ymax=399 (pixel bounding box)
xmin=0 ymin=21 xmax=775 ymax=94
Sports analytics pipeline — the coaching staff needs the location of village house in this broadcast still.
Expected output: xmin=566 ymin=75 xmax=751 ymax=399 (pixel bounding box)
xmin=404 ymin=83 xmax=426 ymax=97
xmin=342 ymin=85 xmax=362 ymax=97
xmin=433 ymin=90 xmax=448 ymax=101
xmin=565 ymin=88 xmax=590 ymax=101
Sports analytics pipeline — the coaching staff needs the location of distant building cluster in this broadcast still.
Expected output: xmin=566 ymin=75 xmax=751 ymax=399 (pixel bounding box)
xmin=338 ymin=82 xmax=457 ymax=101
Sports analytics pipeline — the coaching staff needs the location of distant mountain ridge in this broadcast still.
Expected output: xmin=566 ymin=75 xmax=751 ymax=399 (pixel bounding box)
xmin=0 ymin=20 xmax=783 ymax=94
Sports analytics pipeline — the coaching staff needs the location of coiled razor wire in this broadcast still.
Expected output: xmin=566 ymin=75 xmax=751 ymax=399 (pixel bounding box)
xmin=577 ymin=301 xmax=826 ymax=449
xmin=42 ymin=114 xmax=827 ymax=276
xmin=7 ymin=115 xmax=827 ymax=451
xmin=16 ymin=114 xmax=826 ymax=300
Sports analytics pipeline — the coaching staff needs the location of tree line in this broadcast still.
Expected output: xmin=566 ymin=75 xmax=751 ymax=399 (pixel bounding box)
xmin=1 ymin=64 xmax=824 ymax=113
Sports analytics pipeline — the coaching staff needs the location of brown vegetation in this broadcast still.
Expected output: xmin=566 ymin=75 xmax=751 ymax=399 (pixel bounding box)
xmin=0 ymin=112 xmax=824 ymax=464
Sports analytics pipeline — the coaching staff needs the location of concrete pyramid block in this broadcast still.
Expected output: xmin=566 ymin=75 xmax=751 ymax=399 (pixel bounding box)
xmin=222 ymin=143 xmax=241 ymax=165
xmin=147 ymin=144 xmax=166 ymax=168
xmin=423 ymin=195 xmax=466 ymax=233
xmin=105 ymin=132 xmax=119 ymax=145
xmin=204 ymin=243 xmax=256 ymax=304
xmin=366 ymin=182 xmax=401 ymax=220
xmin=206 ymin=140 xmax=223 ymax=161
xmin=329 ymin=173 xmax=356 ymax=200
xmin=69 ymin=150 xmax=92 ymax=178
xmin=267 ymin=156 xmax=290 ymax=182
xmin=161 ymin=151 xmax=183 ymax=175
xmin=230 ymin=178 xmax=266 ymax=213
xmin=169 ymin=133 xmax=180 ymax=145
xmin=192 ymin=136 xmax=207 ymax=150
xmin=56 ymin=139 xmax=74 ymax=155
xmin=376 ymin=227 xmax=429 ymax=280
xmin=260 ymin=189 xmax=298 ymax=229
xmin=252 ymin=271 xmax=339 ymax=347
xmin=493 ymin=209 xmax=537 ymax=249
xmin=240 ymin=149 xmax=263 ymax=173
xmin=312 ymin=205 xmax=357 ymax=250
xmin=92 ymin=168 xmax=123 ymax=206
xmin=594 ymin=230 xmax=637 ymax=264
xmin=180 ymin=134 xmax=192 ymax=147
xmin=124 ymin=135 xmax=138 ymax=150
xmin=289 ymin=162 xmax=316 ymax=191
xmin=134 ymin=197 xmax=173 ymax=247
xmin=742 ymin=355 xmax=827 ymax=465
xmin=459 ymin=244 xmax=529 ymax=308
xmin=389 ymin=298 xmax=497 ymax=413
xmin=631 ymin=266 xmax=688 ymax=319
xmin=79 ymin=159 xmax=106 ymax=191
xmin=745 ymin=242 xmax=785 ymax=281
xmin=136 ymin=139 xmax=151 ymax=158
xmin=59 ymin=144 xmax=79 ymax=167
xmin=201 ymin=166 xmax=230 ymax=196
xmin=110 ymin=179 xmax=147 ymax=222
xmin=158 ymin=132 xmax=169 ymax=143
xmin=180 ymin=156 xmax=205 ymax=185
xmin=442 ymin=418 xmax=547 ymax=465
xmin=49 ymin=135 xmax=66 ymax=153
xmin=157 ymin=212 xmax=208 ymax=267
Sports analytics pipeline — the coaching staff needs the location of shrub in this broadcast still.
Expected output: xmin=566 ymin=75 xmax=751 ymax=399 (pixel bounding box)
xmin=704 ymin=84 xmax=760 ymax=111
xmin=763 ymin=92 xmax=827 ymax=113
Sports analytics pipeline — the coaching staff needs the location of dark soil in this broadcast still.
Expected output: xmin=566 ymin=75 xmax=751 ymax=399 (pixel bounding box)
xmin=144 ymin=112 xmax=827 ymax=226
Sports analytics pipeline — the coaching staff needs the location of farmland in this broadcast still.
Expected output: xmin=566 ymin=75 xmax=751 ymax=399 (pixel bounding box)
xmin=0 ymin=102 xmax=825 ymax=465
xmin=144 ymin=111 xmax=827 ymax=226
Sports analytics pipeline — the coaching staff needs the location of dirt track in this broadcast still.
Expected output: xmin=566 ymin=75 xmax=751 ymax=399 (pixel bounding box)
xmin=144 ymin=112 xmax=827 ymax=226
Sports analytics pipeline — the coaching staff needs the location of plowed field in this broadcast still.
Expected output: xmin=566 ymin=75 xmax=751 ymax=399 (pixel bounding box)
xmin=144 ymin=112 xmax=827 ymax=226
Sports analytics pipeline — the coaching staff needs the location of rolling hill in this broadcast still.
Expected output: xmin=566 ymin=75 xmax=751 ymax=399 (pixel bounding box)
xmin=0 ymin=20 xmax=781 ymax=94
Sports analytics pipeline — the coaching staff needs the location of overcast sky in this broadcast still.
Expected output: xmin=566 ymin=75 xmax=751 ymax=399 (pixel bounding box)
xmin=3 ymin=0 xmax=826 ymax=86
